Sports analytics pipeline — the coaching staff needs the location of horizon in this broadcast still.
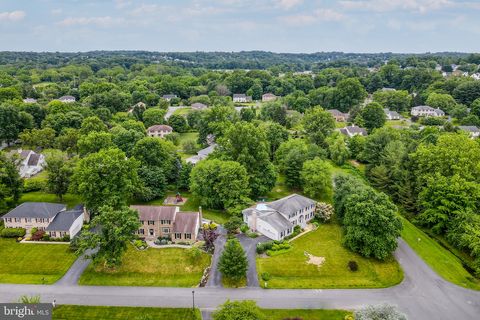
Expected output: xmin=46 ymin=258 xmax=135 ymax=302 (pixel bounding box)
xmin=0 ymin=50 xmax=475 ymax=54
xmin=0 ymin=0 xmax=479 ymax=53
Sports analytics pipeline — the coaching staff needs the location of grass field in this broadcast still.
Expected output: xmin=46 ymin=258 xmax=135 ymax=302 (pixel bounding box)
xmin=264 ymin=309 xmax=352 ymax=320
xmin=173 ymin=107 xmax=192 ymax=116
xmin=400 ymin=217 xmax=480 ymax=290
xmin=53 ymin=305 xmax=201 ymax=320
xmin=79 ymin=246 xmax=211 ymax=287
xmin=257 ymin=223 xmax=403 ymax=289
xmin=0 ymin=238 xmax=76 ymax=284
xmin=19 ymin=191 xmax=82 ymax=209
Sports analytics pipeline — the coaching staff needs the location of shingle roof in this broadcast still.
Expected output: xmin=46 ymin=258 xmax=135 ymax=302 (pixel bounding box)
xmin=3 ymin=202 xmax=66 ymax=219
xmin=267 ymin=194 xmax=316 ymax=218
xmin=46 ymin=210 xmax=83 ymax=232
xmin=58 ymin=95 xmax=76 ymax=101
xmin=258 ymin=210 xmax=293 ymax=232
xmin=173 ymin=212 xmax=199 ymax=234
xmin=27 ymin=153 xmax=40 ymax=166
xmin=147 ymin=124 xmax=173 ymax=132
xmin=233 ymin=94 xmax=246 ymax=98
xmin=191 ymin=102 xmax=207 ymax=109
xmin=327 ymin=109 xmax=347 ymax=117
xmin=262 ymin=93 xmax=276 ymax=97
xmin=130 ymin=205 xmax=177 ymax=221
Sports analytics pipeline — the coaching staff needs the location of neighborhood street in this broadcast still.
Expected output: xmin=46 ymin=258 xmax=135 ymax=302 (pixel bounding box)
xmin=1 ymin=240 xmax=479 ymax=319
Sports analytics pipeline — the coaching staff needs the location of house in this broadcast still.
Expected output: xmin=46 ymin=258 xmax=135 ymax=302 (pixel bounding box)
xmin=162 ymin=94 xmax=177 ymax=101
xmin=58 ymin=95 xmax=76 ymax=103
xmin=191 ymin=102 xmax=208 ymax=110
xmin=327 ymin=109 xmax=349 ymax=122
xmin=8 ymin=149 xmax=45 ymax=178
xmin=411 ymin=106 xmax=445 ymax=117
xmin=147 ymin=124 xmax=173 ymax=138
xmin=233 ymin=94 xmax=252 ymax=103
xmin=384 ymin=109 xmax=401 ymax=120
xmin=458 ymin=126 xmax=480 ymax=139
xmin=262 ymin=93 xmax=277 ymax=102
xmin=242 ymin=194 xmax=316 ymax=241
xmin=340 ymin=125 xmax=368 ymax=138
xmin=186 ymin=144 xmax=217 ymax=165
xmin=46 ymin=208 xmax=84 ymax=239
xmin=382 ymin=87 xmax=396 ymax=92
xmin=23 ymin=98 xmax=37 ymax=104
xmin=2 ymin=202 xmax=67 ymax=232
xmin=130 ymin=205 xmax=201 ymax=243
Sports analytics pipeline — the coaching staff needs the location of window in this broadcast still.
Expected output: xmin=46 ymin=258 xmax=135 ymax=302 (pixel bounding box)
xmin=14 ymin=218 xmax=20 ymax=222
xmin=139 ymin=220 xmax=144 ymax=225
xmin=148 ymin=220 xmax=155 ymax=225
xmin=162 ymin=228 xmax=170 ymax=233
xmin=138 ymin=229 xmax=145 ymax=235
xmin=25 ymin=218 xmax=31 ymax=223
xmin=185 ymin=233 xmax=191 ymax=239
xmin=175 ymin=233 xmax=181 ymax=239
xmin=161 ymin=220 xmax=171 ymax=225
xmin=50 ymin=232 xmax=56 ymax=237
xmin=60 ymin=232 xmax=66 ymax=237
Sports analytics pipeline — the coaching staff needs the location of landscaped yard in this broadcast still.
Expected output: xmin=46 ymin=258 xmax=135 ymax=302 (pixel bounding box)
xmin=264 ymin=308 xmax=352 ymax=320
xmin=400 ymin=217 xmax=480 ymax=290
xmin=79 ymin=246 xmax=211 ymax=287
xmin=19 ymin=191 xmax=82 ymax=209
xmin=173 ymin=107 xmax=192 ymax=116
xmin=53 ymin=305 xmax=201 ymax=320
xmin=0 ymin=238 xmax=77 ymax=284
xmin=257 ymin=223 xmax=403 ymax=289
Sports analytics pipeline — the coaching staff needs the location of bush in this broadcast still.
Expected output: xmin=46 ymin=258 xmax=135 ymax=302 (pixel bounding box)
xmin=133 ymin=239 xmax=147 ymax=249
xmin=42 ymin=234 xmax=51 ymax=241
xmin=315 ymin=202 xmax=334 ymax=223
xmin=224 ymin=216 xmax=243 ymax=234
xmin=355 ymin=304 xmax=407 ymax=320
xmin=182 ymin=140 xmax=198 ymax=154
xmin=30 ymin=227 xmax=38 ymax=235
xmin=31 ymin=230 xmax=45 ymax=241
xmin=187 ymin=246 xmax=202 ymax=262
xmin=0 ymin=228 xmax=26 ymax=238
xmin=240 ymin=224 xmax=249 ymax=233
xmin=348 ymin=260 xmax=358 ymax=272
xmin=61 ymin=234 xmax=70 ymax=242
xmin=23 ymin=179 xmax=47 ymax=192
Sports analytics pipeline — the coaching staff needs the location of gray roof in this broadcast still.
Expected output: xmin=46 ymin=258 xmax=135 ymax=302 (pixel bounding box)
xmin=162 ymin=94 xmax=177 ymax=99
xmin=46 ymin=210 xmax=83 ymax=232
xmin=59 ymin=95 xmax=76 ymax=100
xmin=233 ymin=94 xmax=246 ymax=98
xmin=459 ymin=126 xmax=480 ymax=133
xmin=191 ymin=102 xmax=207 ymax=109
xmin=172 ymin=212 xmax=199 ymax=234
xmin=27 ymin=153 xmax=41 ymax=166
xmin=258 ymin=210 xmax=293 ymax=232
xmin=268 ymin=194 xmax=316 ymax=218
xmin=384 ymin=109 xmax=401 ymax=118
xmin=341 ymin=126 xmax=368 ymax=136
xmin=327 ymin=109 xmax=348 ymax=117
xmin=4 ymin=202 xmax=66 ymax=219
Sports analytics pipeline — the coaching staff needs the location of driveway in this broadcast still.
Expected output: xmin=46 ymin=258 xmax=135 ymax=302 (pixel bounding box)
xmin=1 ymin=240 xmax=480 ymax=319
xmin=236 ymin=234 xmax=269 ymax=287
xmin=54 ymin=251 xmax=93 ymax=286
xmin=164 ymin=106 xmax=187 ymax=120
xmin=205 ymin=226 xmax=227 ymax=288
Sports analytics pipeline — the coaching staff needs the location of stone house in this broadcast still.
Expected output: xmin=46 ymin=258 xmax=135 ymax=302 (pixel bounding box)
xmin=147 ymin=124 xmax=173 ymax=138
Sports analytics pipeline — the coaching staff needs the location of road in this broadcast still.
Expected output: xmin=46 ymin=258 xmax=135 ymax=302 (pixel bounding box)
xmin=1 ymin=240 xmax=479 ymax=319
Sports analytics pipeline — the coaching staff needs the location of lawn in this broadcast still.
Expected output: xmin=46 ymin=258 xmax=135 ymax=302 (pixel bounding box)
xmin=53 ymin=305 xmax=201 ymax=320
xmin=173 ymin=107 xmax=192 ymax=116
xmin=19 ymin=191 xmax=82 ymax=209
xmin=177 ymin=132 xmax=199 ymax=146
xmin=257 ymin=223 xmax=403 ymax=289
xmin=264 ymin=309 xmax=352 ymax=320
xmin=400 ymin=217 xmax=480 ymax=290
xmin=79 ymin=246 xmax=211 ymax=287
xmin=385 ymin=119 xmax=410 ymax=128
xmin=0 ymin=238 xmax=77 ymax=284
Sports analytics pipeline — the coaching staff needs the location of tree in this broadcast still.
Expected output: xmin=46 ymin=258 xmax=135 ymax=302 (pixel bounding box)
xmin=302 ymin=106 xmax=335 ymax=147
xmin=20 ymin=128 xmax=56 ymax=149
xmin=218 ymin=238 xmax=248 ymax=281
xmin=110 ymin=126 xmax=145 ymax=156
xmin=224 ymin=216 xmax=243 ymax=234
xmin=79 ymin=116 xmax=107 ymax=135
xmin=71 ymin=148 xmax=139 ymax=211
xmin=56 ymin=128 xmax=80 ymax=154
xmin=190 ymin=159 xmax=250 ymax=210
xmin=77 ymin=131 xmax=114 ymax=156
xmin=135 ymin=165 xmax=167 ymax=202
xmin=373 ymin=89 xmax=412 ymax=112
xmin=168 ymin=114 xmax=188 ymax=133
xmin=76 ymin=205 xmax=140 ymax=268
xmin=453 ymin=81 xmax=480 ymax=106
xmin=132 ymin=137 xmax=178 ymax=182
xmin=0 ymin=153 xmax=22 ymax=210
xmin=333 ymin=77 xmax=367 ymax=112
xmin=0 ymin=105 xmax=32 ymax=144
xmin=45 ymin=150 xmax=75 ymax=200
xmin=240 ymin=107 xmax=256 ymax=122
xmin=213 ymin=300 xmax=265 ymax=320
xmin=202 ymin=223 xmax=219 ymax=253
xmin=217 ymin=122 xmax=276 ymax=196
xmin=359 ymin=102 xmax=386 ymax=133
xmin=426 ymin=93 xmax=457 ymax=114
xmin=327 ymin=133 xmax=350 ymax=165
xmin=355 ymin=304 xmax=407 ymax=320
xmin=261 ymin=121 xmax=289 ymax=160
xmin=301 ymin=158 xmax=333 ymax=200
xmin=182 ymin=140 xmax=198 ymax=154
xmin=143 ymin=107 xmax=166 ymax=127
xmin=259 ymin=102 xmax=287 ymax=126
xmin=284 ymin=150 xmax=306 ymax=189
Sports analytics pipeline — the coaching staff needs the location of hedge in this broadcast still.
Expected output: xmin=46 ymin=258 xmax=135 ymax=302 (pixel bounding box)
xmin=0 ymin=227 xmax=26 ymax=238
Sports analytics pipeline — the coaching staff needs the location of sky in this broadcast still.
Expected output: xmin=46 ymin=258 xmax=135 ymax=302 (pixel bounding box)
xmin=0 ymin=0 xmax=479 ymax=53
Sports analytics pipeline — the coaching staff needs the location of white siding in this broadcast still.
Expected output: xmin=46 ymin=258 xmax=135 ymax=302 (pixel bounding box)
xmin=68 ymin=213 xmax=84 ymax=238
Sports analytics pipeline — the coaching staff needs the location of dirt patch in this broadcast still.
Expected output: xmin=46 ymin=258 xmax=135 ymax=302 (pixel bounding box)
xmin=164 ymin=196 xmax=188 ymax=205
xmin=304 ymin=251 xmax=325 ymax=268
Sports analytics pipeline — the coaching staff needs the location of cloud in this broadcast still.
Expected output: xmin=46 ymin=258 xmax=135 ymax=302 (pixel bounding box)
xmin=281 ymin=8 xmax=345 ymax=26
xmin=115 ymin=0 xmax=132 ymax=9
xmin=57 ymin=16 xmax=124 ymax=27
xmin=275 ymin=0 xmax=304 ymax=10
xmin=0 ymin=10 xmax=25 ymax=22
xmin=340 ymin=0 xmax=453 ymax=13
xmin=51 ymin=9 xmax=62 ymax=15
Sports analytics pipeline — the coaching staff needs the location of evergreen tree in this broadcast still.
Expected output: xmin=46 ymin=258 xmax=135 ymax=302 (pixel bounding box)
xmin=218 ymin=238 xmax=248 ymax=281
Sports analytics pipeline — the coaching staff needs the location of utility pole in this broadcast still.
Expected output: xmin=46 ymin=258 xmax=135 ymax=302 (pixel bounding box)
xmin=192 ymin=290 xmax=195 ymax=319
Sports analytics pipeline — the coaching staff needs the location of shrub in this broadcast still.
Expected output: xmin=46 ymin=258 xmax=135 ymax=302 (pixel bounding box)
xmin=182 ymin=140 xmax=198 ymax=154
xmin=30 ymin=227 xmax=38 ymax=235
xmin=247 ymin=231 xmax=258 ymax=238
xmin=42 ymin=234 xmax=51 ymax=241
xmin=187 ymin=246 xmax=202 ymax=262
xmin=31 ymin=230 xmax=45 ymax=241
xmin=240 ymin=224 xmax=249 ymax=233
xmin=348 ymin=260 xmax=359 ymax=272
xmin=261 ymin=272 xmax=271 ymax=282
xmin=224 ymin=216 xmax=243 ymax=234
xmin=133 ymin=239 xmax=146 ymax=249
xmin=315 ymin=202 xmax=334 ymax=223
xmin=355 ymin=304 xmax=407 ymax=320
xmin=0 ymin=228 xmax=26 ymax=238
xmin=61 ymin=234 xmax=70 ymax=242
xmin=23 ymin=179 xmax=47 ymax=192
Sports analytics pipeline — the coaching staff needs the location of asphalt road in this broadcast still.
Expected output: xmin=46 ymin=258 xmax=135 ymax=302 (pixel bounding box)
xmin=1 ymin=240 xmax=479 ymax=319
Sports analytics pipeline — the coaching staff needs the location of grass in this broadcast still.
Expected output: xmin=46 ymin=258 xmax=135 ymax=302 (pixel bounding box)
xmin=222 ymin=277 xmax=247 ymax=288
xmin=0 ymin=238 xmax=77 ymax=284
xmin=257 ymin=223 xmax=403 ymax=289
xmin=173 ymin=107 xmax=192 ymax=116
xmin=18 ymin=191 xmax=82 ymax=210
xmin=263 ymin=174 xmax=300 ymax=202
xmin=52 ymin=305 xmax=201 ymax=320
xmin=79 ymin=246 xmax=211 ymax=287
xmin=385 ymin=119 xmax=410 ymax=128
xmin=177 ymin=132 xmax=199 ymax=145
xmin=264 ymin=309 xmax=352 ymax=320
xmin=400 ymin=216 xmax=480 ymax=290
xmin=335 ymin=122 xmax=347 ymax=128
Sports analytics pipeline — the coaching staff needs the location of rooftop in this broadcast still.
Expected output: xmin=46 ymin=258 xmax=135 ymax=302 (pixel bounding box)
xmin=130 ymin=205 xmax=177 ymax=221
xmin=4 ymin=202 xmax=66 ymax=219
xmin=46 ymin=210 xmax=83 ymax=232
xmin=147 ymin=124 xmax=173 ymax=132
xmin=172 ymin=212 xmax=200 ymax=234
xmin=268 ymin=194 xmax=316 ymax=217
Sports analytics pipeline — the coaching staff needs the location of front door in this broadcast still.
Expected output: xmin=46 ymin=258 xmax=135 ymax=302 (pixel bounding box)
xmin=149 ymin=229 xmax=154 ymax=236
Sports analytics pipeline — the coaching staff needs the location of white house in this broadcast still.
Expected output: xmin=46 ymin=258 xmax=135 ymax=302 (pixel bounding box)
xmin=162 ymin=94 xmax=177 ymax=101
xmin=242 ymin=194 xmax=316 ymax=241
xmin=8 ymin=149 xmax=45 ymax=178
xmin=458 ymin=126 xmax=480 ymax=139
xmin=339 ymin=125 xmax=368 ymax=138
xmin=58 ymin=95 xmax=76 ymax=103
xmin=384 ymin=109 xmax=401 ymax=120
xmin=186 ymin=144 xmax=217 ymax=165
xmin=411 ymin=106 xmax=445 ymax=117
xmin=23 ymin=98 xmax=37 ymax=104
xmin=147 ymin=124 xmax=173 ymax=138
xmin=233 ymin=94 xmax=252 ymax=103
xmin=46 ymin=208 xmax=85 ymax=239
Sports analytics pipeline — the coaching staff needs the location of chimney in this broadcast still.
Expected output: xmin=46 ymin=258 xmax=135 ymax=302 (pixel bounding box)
xmin=198 ymin=206 xmax=203 ymax=225
xmin=83 ymin=206 xmax=90 ymax=223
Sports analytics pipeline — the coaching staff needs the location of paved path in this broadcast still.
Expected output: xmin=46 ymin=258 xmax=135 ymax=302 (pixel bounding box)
xmin=54 ymin=250 xmax=95 ymax=286
xmin=236 ymin=234 xmax=269 ymax=287
xmin=164 ymin=106 xmax=188 ymax=120
xmin=1 ymin=240 xmax=480 ymax=319
xmin=205 ymin=227 xmax=227 ymax=288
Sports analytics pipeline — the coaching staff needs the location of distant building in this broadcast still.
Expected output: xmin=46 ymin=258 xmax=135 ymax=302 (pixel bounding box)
xmin=411 ymin=106 xmax=445 ymax=117
xmin=384 ymin=109 xmax=401 ymax=120
xmin=147 ymin=125 xmax=173 ymax=138
xmin=327 ymin=109 xmax=349 ymax=122
xmin=8 ymin=149 xmax=45 ymax=178
xmin=381 ymin=87 xmax=396 ymax=92
xmin=23 ymin=98 xmax=37 ymax=104
xmin=191 ymin=102 xmax=208 ymax=110
xmin=162 ymin=94 xmax=177 ymax=101
xmin=458 ymin=126 xmax=480 ymax=139
xmin=186 ymin=144 xmax=217 ymax=165
xmin=58 ymin=95 xmax=76 ymax=103
xmin=340 ymin=125 xmax=368 ymax=138
xmin=233 ymin=94 xmax=252 ymax=103
xmin=262 ymin=93 xmax=277 ymax=102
